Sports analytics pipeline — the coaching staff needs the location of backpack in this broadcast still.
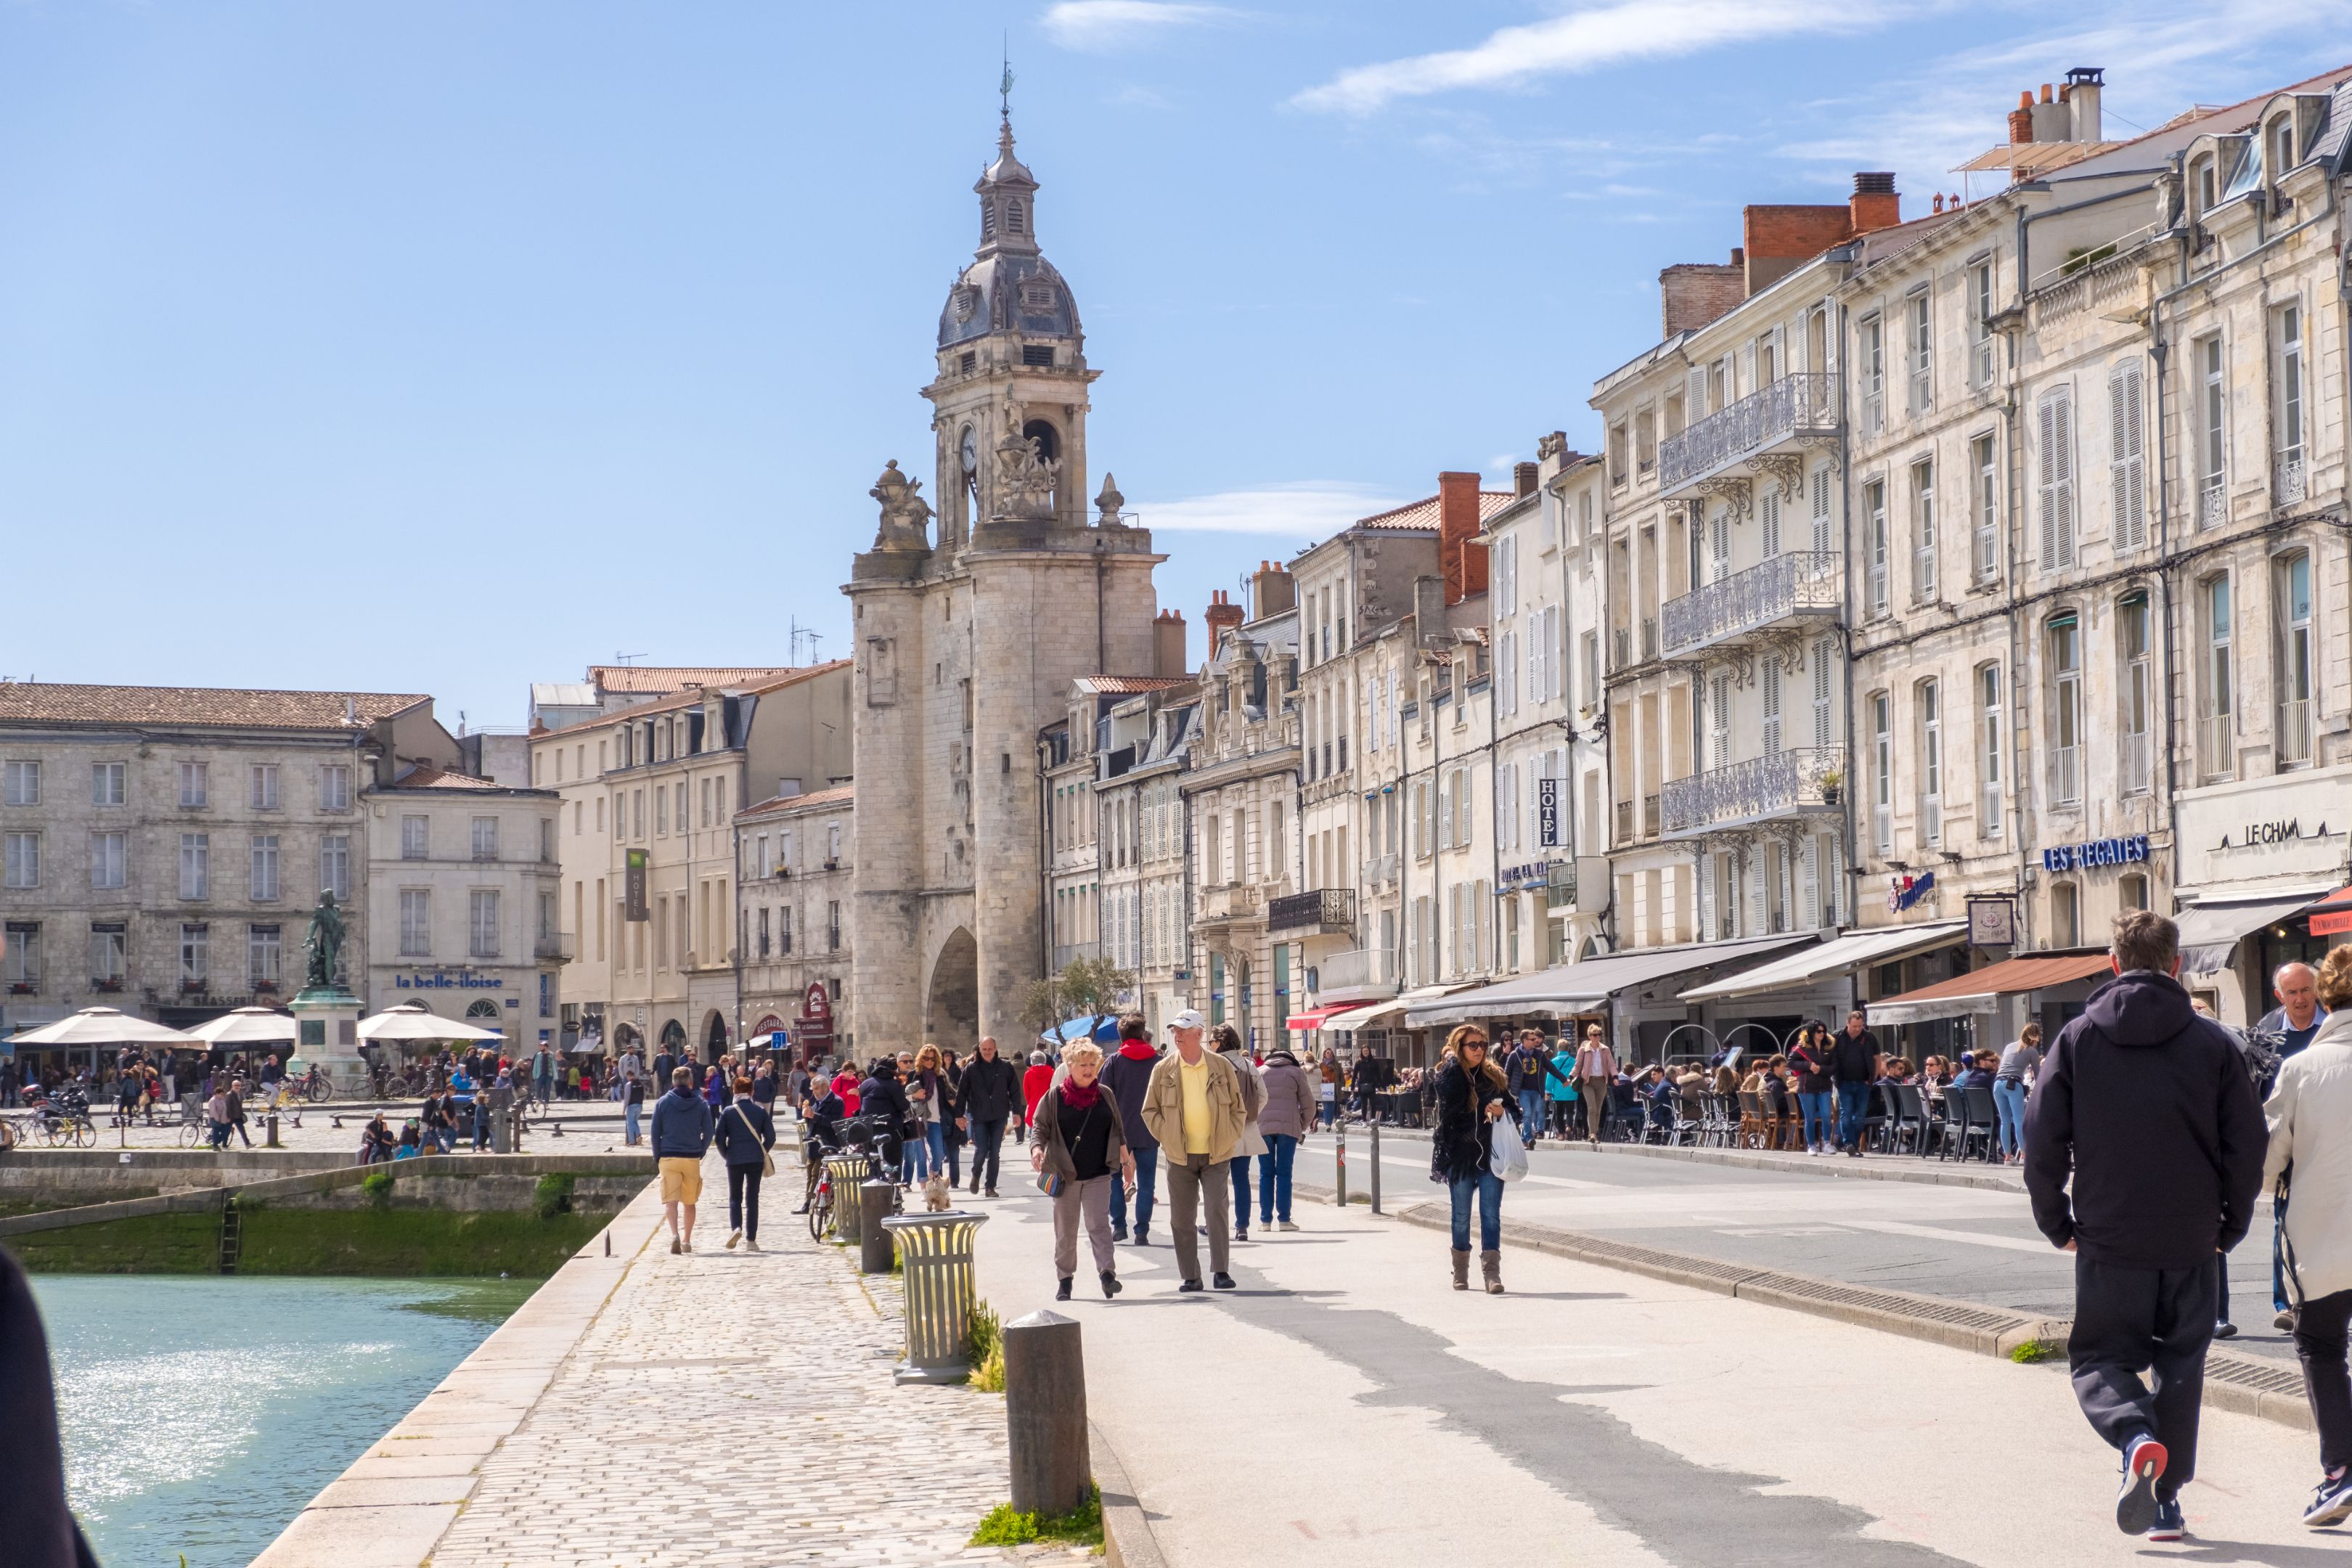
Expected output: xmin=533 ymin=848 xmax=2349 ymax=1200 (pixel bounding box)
xmin=2237 ymin=1028 xmax=2284 ymax=1097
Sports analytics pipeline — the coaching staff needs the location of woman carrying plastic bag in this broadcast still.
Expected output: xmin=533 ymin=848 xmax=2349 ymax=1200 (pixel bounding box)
xmin=1430 ymin=1024 xmax=1513 ymax=1294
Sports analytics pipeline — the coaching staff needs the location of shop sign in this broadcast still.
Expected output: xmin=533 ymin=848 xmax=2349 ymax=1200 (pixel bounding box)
xmin=2041 ymin=834 xmax=2149 ymax=873
xmin=624 ymin=848 xmax=650 ymax=921
xmin=803 ymin=982 xmax=831 ymax=1022
xmin=1888 ymin=871 xmax=1935 ymax=912
xmin=394 ymin=971 xmax=504 ymax=990
xmin=1537 ymin=778 xmax=1559 ymax=847
xmin=2218 ymin=818 xmax=2332 ymax=852
xmin=1967 ymin=896 xmax=2016 ymax=947
xmin=1500 ymin=859 xmax=1559 ymax=891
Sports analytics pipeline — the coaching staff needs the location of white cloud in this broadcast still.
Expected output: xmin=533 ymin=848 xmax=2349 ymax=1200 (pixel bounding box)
xmin=1138 ymin=481 xmax=1407 ymax=536
xmin=1043 ymin=1 xmax=1242 ymax=52
xmin=1293 ymin=0 xmax=1921 ymax=115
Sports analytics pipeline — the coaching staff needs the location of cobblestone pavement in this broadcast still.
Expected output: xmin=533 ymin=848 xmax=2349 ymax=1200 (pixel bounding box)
xmin=425 ymin=1159 xmax=1095 ymax=1568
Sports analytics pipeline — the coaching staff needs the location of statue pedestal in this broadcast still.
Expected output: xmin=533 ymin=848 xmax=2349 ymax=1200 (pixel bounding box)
xmin=290 ymin=988 xmax=369 ymax=1098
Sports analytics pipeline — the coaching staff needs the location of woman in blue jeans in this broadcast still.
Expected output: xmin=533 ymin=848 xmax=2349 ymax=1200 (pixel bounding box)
xmin=1991 ymin=1023 xmax=2041 ymax=1164
xmin=1432 ymin=1024 xmax=1511 ymax=1294
xmin=1788 ymin=1022 xmax=1837 ymax=1156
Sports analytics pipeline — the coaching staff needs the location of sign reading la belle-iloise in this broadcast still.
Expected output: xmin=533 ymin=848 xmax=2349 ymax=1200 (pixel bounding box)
xmin=394 ymin=972 xmax=505 ymax=990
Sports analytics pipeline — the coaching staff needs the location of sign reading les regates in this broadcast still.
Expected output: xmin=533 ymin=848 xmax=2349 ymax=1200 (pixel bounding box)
xmin=2041 ymin=835 xmax=2149 ymax=873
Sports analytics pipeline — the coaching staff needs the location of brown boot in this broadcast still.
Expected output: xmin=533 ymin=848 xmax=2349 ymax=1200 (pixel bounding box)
xmin=1482 ymin=1249 xmax=1504 ymax=1294
xmin=1451 ymin=1249 xmax=1471 ymax=1291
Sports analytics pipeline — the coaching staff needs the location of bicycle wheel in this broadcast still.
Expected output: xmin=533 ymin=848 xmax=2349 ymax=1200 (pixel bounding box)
xmin=178 ymin=1116 xmax=200 ymax=1148
xmin=808 ymin=1189 xmax=830 ymax=1242
xmin=306 ymin=1075 xmax=332 ymax=1103
xmin=71 ymin=1117 xmax=96 ymax=1148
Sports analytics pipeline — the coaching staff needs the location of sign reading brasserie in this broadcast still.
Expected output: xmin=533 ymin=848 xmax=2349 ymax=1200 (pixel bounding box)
xmin=2041 ymin=834 xmax=2149 ymax=873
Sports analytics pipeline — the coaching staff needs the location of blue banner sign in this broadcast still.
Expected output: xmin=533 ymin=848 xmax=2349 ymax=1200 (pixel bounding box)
xmin=2041 ymin=834 xmax=2149 ymax=873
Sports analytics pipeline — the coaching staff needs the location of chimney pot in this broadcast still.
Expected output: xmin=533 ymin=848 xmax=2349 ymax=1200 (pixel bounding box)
xmin=2040 ymin=83 xmax=2053 ymax=102
xmin=2019 ymin=90 xmax=2033 ymax=108
xmin=1850 ymin=171 xmax=1900 ymax=234
xmin=1729 ymin=245 xmax=1745 ymax=266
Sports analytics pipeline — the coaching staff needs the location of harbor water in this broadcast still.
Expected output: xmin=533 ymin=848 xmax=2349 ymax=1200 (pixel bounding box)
xmin=32 ymin=1273 xmax=533 ymax=1567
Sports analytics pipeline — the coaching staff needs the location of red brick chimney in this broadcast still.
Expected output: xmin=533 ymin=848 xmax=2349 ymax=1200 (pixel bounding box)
xmin=2009 ymin=89 xmax=2035 ymax=144
xmin=1437 ymin=471 xmax=1487 ymax=606
xmin=1153 ymin=608 xmax=1187 ymax=678
xmin=1850 ymin=171 xmax=1900 ymax=234
xmin=1204 ymin=591 xmax=1244 ymax=658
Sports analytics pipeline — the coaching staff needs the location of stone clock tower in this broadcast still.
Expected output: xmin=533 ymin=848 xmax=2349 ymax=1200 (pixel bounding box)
xmin=844 ymin=110 xmax=1166 ymax=1058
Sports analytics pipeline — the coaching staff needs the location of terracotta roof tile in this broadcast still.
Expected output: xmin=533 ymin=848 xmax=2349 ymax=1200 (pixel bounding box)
xmin=1352 ymin=491 xmax=1518 ymax=532
xmin=0 ymin=683 xmax=430 ymax=731
xmin=588 ymin=664 xmax=798 ymax=694
xmin=552 ymin=661 xmax=851 ymax=737
xmin=378 ymin=764 xmax=498 ymax=791
xmin=736 ymin=784 xmax=854 ymax=820
xmin=1075 ymin=675 xmax=1191 ymax=695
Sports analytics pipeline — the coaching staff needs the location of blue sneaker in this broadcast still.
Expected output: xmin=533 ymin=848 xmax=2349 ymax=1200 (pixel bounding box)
xmin=2146 ymin=1497 xmax=2184 ymax=1541
xmin=2304 ymin=1471 xmax=2352 ymax=1528
xmin=2118 ymin=1434 xmax=2168 ymax=1535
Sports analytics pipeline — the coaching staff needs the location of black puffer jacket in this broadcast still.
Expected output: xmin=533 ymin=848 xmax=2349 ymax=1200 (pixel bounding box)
xmin=957 ymin=1054 xmax=1021 ymax=1122
xmin=2025 ymin=968 xmax=2266 ymax=1268
xmin=1431 ymin=1056 xmax=1508 ymax=1182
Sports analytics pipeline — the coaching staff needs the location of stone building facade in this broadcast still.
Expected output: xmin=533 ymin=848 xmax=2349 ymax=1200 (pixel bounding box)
xmin=844 ymin=112 xmax=1175 ymax=1058
xmin=1088 ymin=676 xmax=1196 ymax=1034
xmin=0 ymin=684 xmax=457 ymax=1054
xmin=734 ymin=784 xmax=855 ymax=1064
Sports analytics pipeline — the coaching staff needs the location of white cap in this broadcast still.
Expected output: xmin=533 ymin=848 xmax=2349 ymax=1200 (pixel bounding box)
xmin=1167 ymin=1008 xmax=1205 ymax=1032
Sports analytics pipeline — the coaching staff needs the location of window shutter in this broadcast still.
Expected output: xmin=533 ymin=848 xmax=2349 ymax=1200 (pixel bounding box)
xmin=1810 ymin=466 xmax=1833 ymax=554
xmin=1686 ymin=367 xmax=1709 ymax=418
xmin=1437 ymin=774 xmax=1453 ymax=849
xmin=1813 ymin=637 xmax=1834 ymax=749
xmin=2038 ymin=391 xmax=2059 ymax=568
xmin=1762 ymin=656 xmax=1783 ymax=753
xmin=2039 ymin=385 xmax=2078 ymax=568
xmin=1800 ymin=834 xmax=1819 ymax=928
xmin=2110 ymin=360 xmax=2147 ymax=550
xmin=1761 ymin=489 xmax=1781 ymax=557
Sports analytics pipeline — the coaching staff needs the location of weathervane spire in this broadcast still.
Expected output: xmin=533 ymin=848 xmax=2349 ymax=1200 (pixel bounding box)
xmin=1000 ymin=33 xmax=1015 ymax=123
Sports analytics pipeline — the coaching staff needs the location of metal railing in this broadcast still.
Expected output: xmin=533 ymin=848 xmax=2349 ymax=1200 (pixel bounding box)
xmin=1660 ymin=746 xmax=1845 ymax=837
xmin=1268 ymin=887 xmax=1355 ymax=936
xmin=2197 ymin=482 xmax=2226 ymax=529
xmin=1614 ymin=800 xmax=1634 ymax=844
xmin=1919 ymin=794 xmax=1943 ymax=848
xmin=1979 ymin=783 xmax=2002 ymax=836
xmin=535 ymin=932 xmax=576 ymax=962
xmin=1659 ymin=373 xmax=1840 ymax=491
xmin=1317 ymin=947 xmax=1396 ymax=994
xmin=1612 ymin=627 xmax=1632 ymax=669
xmin=2049 ymin=744 xmax=2082 ymax=807
xmin=2276 ymin=452 xmax=2308 ymax=506
xmin=1642 ymin=793 xmax=1661 ymax=838
xmin=1660 ymin=551 xmax=1841 ymax=656
xmin=2121 ymin=731 xmax=2152 ymax=796
xmin=1641 ymin=618 xmax=1659 ymax=661
xmin=2201 ymin=711 xmax=2234 ymax=780
xmin=2279 ymin=699 xmax=2314 ymax=766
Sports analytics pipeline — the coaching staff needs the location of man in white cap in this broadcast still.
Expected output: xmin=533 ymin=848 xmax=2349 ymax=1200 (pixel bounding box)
xmin=1140 ymin=1009 xmax=1246 ymax=1291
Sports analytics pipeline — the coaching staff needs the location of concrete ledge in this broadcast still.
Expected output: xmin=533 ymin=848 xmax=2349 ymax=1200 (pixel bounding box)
xmin=1090 ymin=1417 xmax=1166 ymax=1568
xmin=1304 ymin=1180 xmax=2315 ymax=1434
xmin=248 ymin=1174 xmax=663 ymax=1568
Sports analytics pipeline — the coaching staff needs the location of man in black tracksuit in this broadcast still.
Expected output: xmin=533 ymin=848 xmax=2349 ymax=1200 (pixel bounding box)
xmin=2025 ymin=910 xmax=2265 ymax=1542
xmin=955 ymin=1036 xmax=1021 ymax=1197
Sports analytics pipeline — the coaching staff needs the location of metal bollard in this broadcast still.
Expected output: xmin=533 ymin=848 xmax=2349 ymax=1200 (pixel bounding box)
xmin=879 ymin=1211 xmax=989 ymax=1384
xmin=1003 ymin=1309 xmax=1091 ymax=1517
xmin=823 ymin=1153 xmax=875 ymax=1241
xmin=1370 ymin=1119 xmax=1381 ymax=1214
xmin=266 ymin=1114 xmax=280 ymax=1149
xmin=1335 ymin=1117 xmax=1347 ymax=1208
xmin=858 ymin=1180 xmax=896 ymax=1273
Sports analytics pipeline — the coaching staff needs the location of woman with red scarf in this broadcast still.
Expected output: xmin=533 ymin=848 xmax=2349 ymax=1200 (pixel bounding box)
xmin=1029 ymin=1040 xmax=1134 ymax=1302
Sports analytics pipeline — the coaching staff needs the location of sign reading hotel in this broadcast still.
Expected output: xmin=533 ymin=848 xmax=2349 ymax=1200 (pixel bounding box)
xmin=1537 ymin=778 xmax=1559 ymax=847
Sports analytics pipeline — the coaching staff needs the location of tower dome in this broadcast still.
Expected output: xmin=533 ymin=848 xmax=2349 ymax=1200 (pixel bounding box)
xmin=937 ymin=114 xmax=1082 ymax=351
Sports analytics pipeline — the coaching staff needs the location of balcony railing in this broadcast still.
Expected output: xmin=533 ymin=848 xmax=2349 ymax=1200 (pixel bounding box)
xmin=2279 ymin=699 xmax=2314 ymax=767
xmin=536 ymin=932 xmax=576 ymax=963
xmin=1659 ymin=372 xmax=1841 ymax=492
xmin=1612 ymin=627 xmax=1632 ymax=670
xmin=2197 ymin=482 xmax=2226 ymax=529
xmin=1317 ymin=946 xmax=1397 ymax=996
xmin=2049 ymin=744 xmax=2082 ymax=807
xmin=1660 ymin=746 xmax=1845 ymax=838
xmin=1661 ymin=551 xmax=1842 ymax=658
xmin=2121 ymin=731 xmax=2152 ymax=796
xmin=2201 ymin=711 xmax=2234 ymax=780
xmin=2276 ymin=451 xmax=2308 ymax=507
xmin=1614 ymin=800 xmax=1634 ymax=845
xmin=1642 ymin=793 xmax=1661 ymax=838
xmin=1197 ymin=883 xmax=1261 ymax=924
xmin=1269 ymin=887 xmax=1356 ymax=936
xmin=1919 ymin=794 xmax=1943 ymax=848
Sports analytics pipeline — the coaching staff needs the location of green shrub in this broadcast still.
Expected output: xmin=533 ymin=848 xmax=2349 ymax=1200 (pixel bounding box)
xmin=966 ymin=1299 xmax=1005 ymax=1392
xmin=360 ymin=1171 xmax=395 ymax=1206
xmin=2009 ymin=1338 xmax=2059 ymax=1364
xmin=968 ymin=1485 xmax=1102 ymax=1548
xmin=533 ymin=1172 xmax=576 ymax=1220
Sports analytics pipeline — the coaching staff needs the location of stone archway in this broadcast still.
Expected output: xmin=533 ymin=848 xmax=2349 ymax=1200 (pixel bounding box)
xmin=703 ymin=1010 xmax=730 ymax=1062
xmin=925 ymin=927 xmax=980 ymax=1056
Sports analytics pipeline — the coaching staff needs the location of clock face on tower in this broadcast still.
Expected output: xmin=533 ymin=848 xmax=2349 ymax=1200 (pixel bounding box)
xmin=959 ymin=427 xmax=979 ymax=486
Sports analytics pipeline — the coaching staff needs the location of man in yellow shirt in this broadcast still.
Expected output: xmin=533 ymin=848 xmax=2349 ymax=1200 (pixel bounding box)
xmin=1140 ymin=1010 xmax=1245 ymax=1291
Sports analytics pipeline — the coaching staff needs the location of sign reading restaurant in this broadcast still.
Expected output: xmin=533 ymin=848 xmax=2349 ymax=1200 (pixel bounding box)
xmin=2041 ymin=835 xmax=2150 ymax=873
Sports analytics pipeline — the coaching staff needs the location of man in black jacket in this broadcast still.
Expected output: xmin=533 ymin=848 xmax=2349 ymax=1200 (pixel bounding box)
xmin=955 ymin=1036 xmax=1021 ymax=1197
xmin=2025 ymin=909 xmax=2266 ymax=1542
xmin=1831 ymin=1011 xmax=1879 ymax=1156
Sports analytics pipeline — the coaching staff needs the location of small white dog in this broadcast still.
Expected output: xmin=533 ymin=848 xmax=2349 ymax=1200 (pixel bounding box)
xmin=922 ymin=1169 xmax=952 ymax=1212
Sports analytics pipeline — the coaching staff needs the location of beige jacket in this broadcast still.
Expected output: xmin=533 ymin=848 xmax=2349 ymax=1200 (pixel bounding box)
xmin=1140 ymin=1048 xmax=1246 ymax=1164
xmin=2262 ymin=1011 xmax=2352 ymax=1302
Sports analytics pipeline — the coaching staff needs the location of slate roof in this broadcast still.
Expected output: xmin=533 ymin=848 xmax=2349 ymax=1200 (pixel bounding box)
xmin=0 ymin=683 xmax=430 ymax=731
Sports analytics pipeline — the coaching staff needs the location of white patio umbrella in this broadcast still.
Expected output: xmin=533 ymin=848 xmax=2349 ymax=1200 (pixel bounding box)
xmin=356 ymin=1002 xmax=503 ymax=1044
xmin=11 ymin=1007 xmax=200 ymax=1048
xmin=182 ymin=1006 xmax=298 ymax=1048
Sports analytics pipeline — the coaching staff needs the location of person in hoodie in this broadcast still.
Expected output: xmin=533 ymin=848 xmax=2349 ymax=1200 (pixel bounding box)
xmin=1099 ymin=1014 xmax=1161 ymax=1245
xmin=651 ymin=1066 xmax=717 ymax=1255
xmin=1255 ymin=1042 xmax=1316 ymax=1230
xmin=2025 ymin=909 xmax=2266 ymax=1543
xmin=2261 ymin=942 xmax=2352 ymax=1527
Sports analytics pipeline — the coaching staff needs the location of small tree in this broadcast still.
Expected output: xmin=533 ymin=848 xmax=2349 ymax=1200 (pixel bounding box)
xmin=1058 ymin=955 xmax=1138 ymax=1031
xmin=1018 ymin=974 xmax=1066 ymax=1042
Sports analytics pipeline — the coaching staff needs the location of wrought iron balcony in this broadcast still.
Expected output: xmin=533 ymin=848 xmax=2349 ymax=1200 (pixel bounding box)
xmin=1660 ymin=746 xmax=1845 ymax=838
xmin=1316 ymin=946 xmax=1397 ymax=998
xmin=1660 ymin=551 xmax=1842 ymax=659
xmin=1659 ymin=373 xmax=1840 ymax=494
xmin=1269 ymin=887 xmax=1355 ymax=937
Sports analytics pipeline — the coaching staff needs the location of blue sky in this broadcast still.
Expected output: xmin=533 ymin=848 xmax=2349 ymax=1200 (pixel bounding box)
xmin=4 ymin=1 xmax=2347 ymax=726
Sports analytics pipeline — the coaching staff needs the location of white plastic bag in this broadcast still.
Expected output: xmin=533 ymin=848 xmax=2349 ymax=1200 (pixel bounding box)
xmin=1489 ymin=1108 xmax=1529 ymax=1182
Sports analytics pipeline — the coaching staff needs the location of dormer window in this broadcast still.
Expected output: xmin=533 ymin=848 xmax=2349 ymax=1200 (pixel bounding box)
xmin=953 ymin=287 xmax=980 ymax=322
xmin=1019 ymin=282 xmax=1055 ymax=310
xmin=2193 ymin=155 xmax=2217 ymax=216
xmin=1007 ymin=200 xmax=1025 ymax=235
xmin=2271 ymin=116 xmax=2295 ymax=177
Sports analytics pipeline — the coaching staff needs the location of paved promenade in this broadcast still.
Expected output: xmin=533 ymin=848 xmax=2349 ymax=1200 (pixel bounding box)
xmin=253 ymin=1158 xmax=1091 ymax=1568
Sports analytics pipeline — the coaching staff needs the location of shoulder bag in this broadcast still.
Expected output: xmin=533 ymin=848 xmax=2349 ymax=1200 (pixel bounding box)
xmin=730 ymin=1103 xmax=775 ymax=1177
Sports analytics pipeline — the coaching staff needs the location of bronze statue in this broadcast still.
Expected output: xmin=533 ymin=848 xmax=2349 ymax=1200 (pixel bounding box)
xmin=302 ymin=891 xmax=347 ymax=992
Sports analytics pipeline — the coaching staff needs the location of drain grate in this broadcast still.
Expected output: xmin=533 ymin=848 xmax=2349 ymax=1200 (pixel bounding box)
xmin=2208 ymin=1354 xmax=2306 ymax=1396
xmin=1740 ymin=1272 xmax=2025 ymax=1334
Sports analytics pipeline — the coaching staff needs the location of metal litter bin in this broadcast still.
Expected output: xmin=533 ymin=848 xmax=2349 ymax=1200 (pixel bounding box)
xmin=822 ymin=1153 xmax=875 ymax=1241
xmin=880 ymin=1211 xmax=989 ymax=1384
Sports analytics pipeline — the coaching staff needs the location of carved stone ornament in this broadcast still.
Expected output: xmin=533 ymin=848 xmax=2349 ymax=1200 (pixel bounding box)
xmin=1693 ymin=475 xmax=1752 ymax=525
xmin=1748 ymin=452 xmax=1805 ymax=502
xmin=995 ymin=396 xmax=1057 ymax=518
xmin=1095 ymin=471 xmax=1128 ymax=527
xmin=867 ymin=460 xmax=935 ymax=552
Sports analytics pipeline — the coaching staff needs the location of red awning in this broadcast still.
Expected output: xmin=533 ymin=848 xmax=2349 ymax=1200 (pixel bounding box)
xmin=2303 ymin=884 xmax=2352 ymax=936
xmin=1285 ymin=1008 xmax=1346 ymax=1031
